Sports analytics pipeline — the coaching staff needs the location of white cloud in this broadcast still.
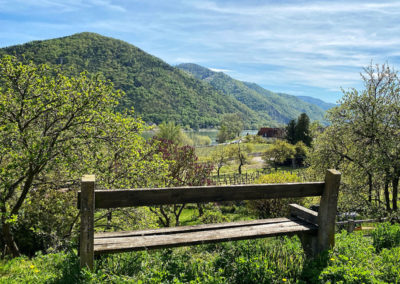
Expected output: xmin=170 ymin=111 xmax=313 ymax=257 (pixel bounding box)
xmin=209 ymin=68 xmax=231 ymax=73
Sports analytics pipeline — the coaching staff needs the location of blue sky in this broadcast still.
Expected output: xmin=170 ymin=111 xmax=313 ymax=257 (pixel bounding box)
xmin=1 ymin=0 xmax=400 ymax=103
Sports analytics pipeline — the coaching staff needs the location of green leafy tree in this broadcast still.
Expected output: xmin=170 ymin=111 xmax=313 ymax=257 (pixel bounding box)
xmin=156 ymin=121 xmax=193 ymax=146
xmin=295 ymin=113 xmax=312 ymax=147
xmin=308 ymin=63 xmax=400 ymax=214
xmin=263 ymin=140 xmax=295 ymax=170
xmin=211 ymin=145 xmax=230 ymax=177
xmin=217 ymin=113 xmax=244 ymax=143
xmin=150 ymin=139 xmax=213 ymax=226
xmin=227 ymin=142 xmax=253 ymax=174
xmin=285 ymin=119 xmax=297 ymax=144
xmin=285 ymin=113 xmax=312 ymax=147
xmin=0 ymin=56 xmax=167 ymax=257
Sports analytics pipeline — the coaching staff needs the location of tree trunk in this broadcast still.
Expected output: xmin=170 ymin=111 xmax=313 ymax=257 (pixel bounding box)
xmin=1 ymin=221 xmax=20 ymax=257
xmin=384 ymin=174 xmax=391 ymax=212
xmin=197 ymin=203 xmax=204 ymax=217
xmin=393 ymin=176 xmax=399 ymax=211
xmin=368 ymin=173 xmax=372 ymax=204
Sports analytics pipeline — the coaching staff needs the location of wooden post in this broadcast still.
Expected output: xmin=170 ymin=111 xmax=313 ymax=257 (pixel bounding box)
xmin=317 ymin=169 xmax=341 ymax=254
xmin=347 ymin=219 xmax=355 ymax=233
xmin=80 ymin=175 xmax=95 ymax=270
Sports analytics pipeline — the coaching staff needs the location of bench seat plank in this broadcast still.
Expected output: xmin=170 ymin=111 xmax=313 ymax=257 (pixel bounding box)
xmin=94 ymin=218 xmax=317 ymax=254
xmin=95 ymin=217 xmax=290 ymax=239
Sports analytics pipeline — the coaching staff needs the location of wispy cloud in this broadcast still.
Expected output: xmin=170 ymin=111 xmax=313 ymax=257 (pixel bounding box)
xmin=2 ymin=0 xmax=400 ymax=103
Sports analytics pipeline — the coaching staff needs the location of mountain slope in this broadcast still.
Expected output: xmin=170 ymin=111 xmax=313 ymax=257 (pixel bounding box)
xmin=177 ymin=63 xmax=327 ymax=124
xmin=297 ymin=96 xmax=336 ymax=111
xmin=0 ymin=32 xmax=267 ymax=129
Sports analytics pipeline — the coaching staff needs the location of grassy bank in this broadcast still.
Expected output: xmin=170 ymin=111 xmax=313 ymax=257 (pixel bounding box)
xmin=1 ymin=223 xmax=400 ymax=283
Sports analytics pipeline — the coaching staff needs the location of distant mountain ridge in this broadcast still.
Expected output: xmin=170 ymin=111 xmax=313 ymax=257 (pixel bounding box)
xmin=296 ymin=96 xmax=336 ymax=111
xmin=177 ymin=63 xmax=328 ymax=124
xmin=1 ymin=32 xmax=329 ymax=128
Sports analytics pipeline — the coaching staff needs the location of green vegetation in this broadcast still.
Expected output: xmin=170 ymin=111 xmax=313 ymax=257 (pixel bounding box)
xmin=2 ymin=224 xmax=400 ymax=283
xmin=308 ymin=63 xmax=400 ymax=216
xmin=285 ymin=113 xmax=312 ymax=147
xmin=0 ymin=33 xmax=273 ymax=129
xmin=1 ymin=37 xmax=400 ymax=283
xmin=217 ymin=113 xmax=244 ymax=143
xmin=178 ymin=63 xmax=327 ymax=125
xmin=248 ymin=171 xmax=305 ymax=218
xmin=0 ymin=56 xmax=168 ymax=257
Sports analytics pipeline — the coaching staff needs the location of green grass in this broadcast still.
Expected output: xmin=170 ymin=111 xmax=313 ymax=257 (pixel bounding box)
xmin=2 ymin=224 xmax=400 ymax=283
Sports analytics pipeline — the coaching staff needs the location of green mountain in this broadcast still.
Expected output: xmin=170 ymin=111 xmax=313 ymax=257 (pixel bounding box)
xmin=0 ymin=32 xmax=267 ymax=129
xmin=297 ymin=96 xmax=336 ymax=111
xmin=177 ymin=63 xmax=327 ymax=124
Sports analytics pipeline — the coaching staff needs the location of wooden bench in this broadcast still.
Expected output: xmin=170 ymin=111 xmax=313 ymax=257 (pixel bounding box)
xmin=78 ymin=169 xmax=341 ymax=270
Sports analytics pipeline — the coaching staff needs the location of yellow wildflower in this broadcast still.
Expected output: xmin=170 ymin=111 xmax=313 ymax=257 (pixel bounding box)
xmin=30 ymin=264 xmax=35 ymax=269
xmin=282 ymin=278 xmax=287 ymax=282
xmin=34 ymin=269 xmax=39 ymax=273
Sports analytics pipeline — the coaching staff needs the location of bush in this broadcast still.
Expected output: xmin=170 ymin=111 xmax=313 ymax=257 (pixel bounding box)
xmin=247 ymin=172 xmax=304 ymax=218
xmin=315 ymin=231 xmax=382 ymax=283
xmin=371 ymin=222 xmax=400 ymax=252
xmin=199 ymin=209 xmax=229 ymax=224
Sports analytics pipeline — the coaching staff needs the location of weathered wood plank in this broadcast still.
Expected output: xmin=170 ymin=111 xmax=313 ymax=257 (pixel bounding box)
xmin=95 ymin=217 xmax=292 ymax=239
xmin=80 ymin=175 xmax=95 ymax=270
xmin=317 ymin=169 xmax=341 ymax=253
xmin=93 ymin=219 xmax=317 ymax=254
xmin=289 ymin=204 xmax=318 ymax=225
xmin=81 ymin=182 xmax=324 ymax=209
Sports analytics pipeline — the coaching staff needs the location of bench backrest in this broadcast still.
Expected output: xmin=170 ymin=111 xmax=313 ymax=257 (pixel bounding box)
xmin=78 ymin=182 xmax=325 ymax=209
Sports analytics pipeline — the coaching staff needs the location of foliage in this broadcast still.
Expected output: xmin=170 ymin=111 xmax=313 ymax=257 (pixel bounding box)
xmin=189 ymin=133 xmax=212 ymax=146
xmin=0 ymin=56 xmax=167 ymax=257
xmin=155 ymin=121 xmax=194 ymax=146
xmin=210 ymin=145 xmax=231 ymax=177
xmin=248 ymin=172 xmax=304 ymax=218
xmin=150 ymin=139 xmax=214 ymax=227
xmin=242 ymin=134 xmax=266 ymax=144
xmin=216 ymin=113 xmax=244 ymax=143
xmin=199 ymin=209 xmax=229 ymax=224
xmin=0 ymin=33 xmax=271 ymax=129
xmin=263 ymin=139 xmax=296 ymax=170
xmin=371 ymin=222 xmax=400 ymax=252
xmin=285 ymin=113 xmax=312 ymax=146
xmin=307 ymin=63 xmax=400 ymax=214
xmin=3 ymin=224 xmax=400 ymax=283
xmin=318 ymin=231 xmax=383 ymax=283
xmin=178 ymin=63 xmax=327 ymax=126
xmin=226 ymin=142 xmax=253 ymax=175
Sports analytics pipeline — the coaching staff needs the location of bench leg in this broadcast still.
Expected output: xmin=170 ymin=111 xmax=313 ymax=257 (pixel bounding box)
xmin=298 ymin=232 xmax=318 ymax=258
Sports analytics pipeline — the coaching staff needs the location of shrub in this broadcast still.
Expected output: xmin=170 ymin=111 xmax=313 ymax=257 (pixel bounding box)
xmin=247 ymin=172 xmax=304 ymax=218
xmin=316 ymin=231 xmax=382 ymax=283
xmin=371 ymin=222 xmax=400 ymax=252
xmin=200 ymin=209 xmax=229 ymax=224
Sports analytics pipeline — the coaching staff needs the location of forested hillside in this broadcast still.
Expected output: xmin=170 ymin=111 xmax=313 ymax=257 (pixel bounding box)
xmin=0 ymin=33 xmax=330 ymax=128
xmin=0 ymin=33 xmax=265 ymax=129
xmin=297 ymin=95 xmax=336 ymax=111
xmin=178 ymin=63 xmax=327 ymax=124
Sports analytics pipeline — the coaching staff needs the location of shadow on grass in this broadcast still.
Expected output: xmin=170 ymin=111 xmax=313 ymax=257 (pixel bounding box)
xmin=299 ymin=251 xmax=329 ymax=283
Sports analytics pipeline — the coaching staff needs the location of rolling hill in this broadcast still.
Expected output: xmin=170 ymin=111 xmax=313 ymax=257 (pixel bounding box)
xmin=1 ymin=33 xmax=328 ymax=128
xmin=177 ymin=63 xmax=328 ymax=124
